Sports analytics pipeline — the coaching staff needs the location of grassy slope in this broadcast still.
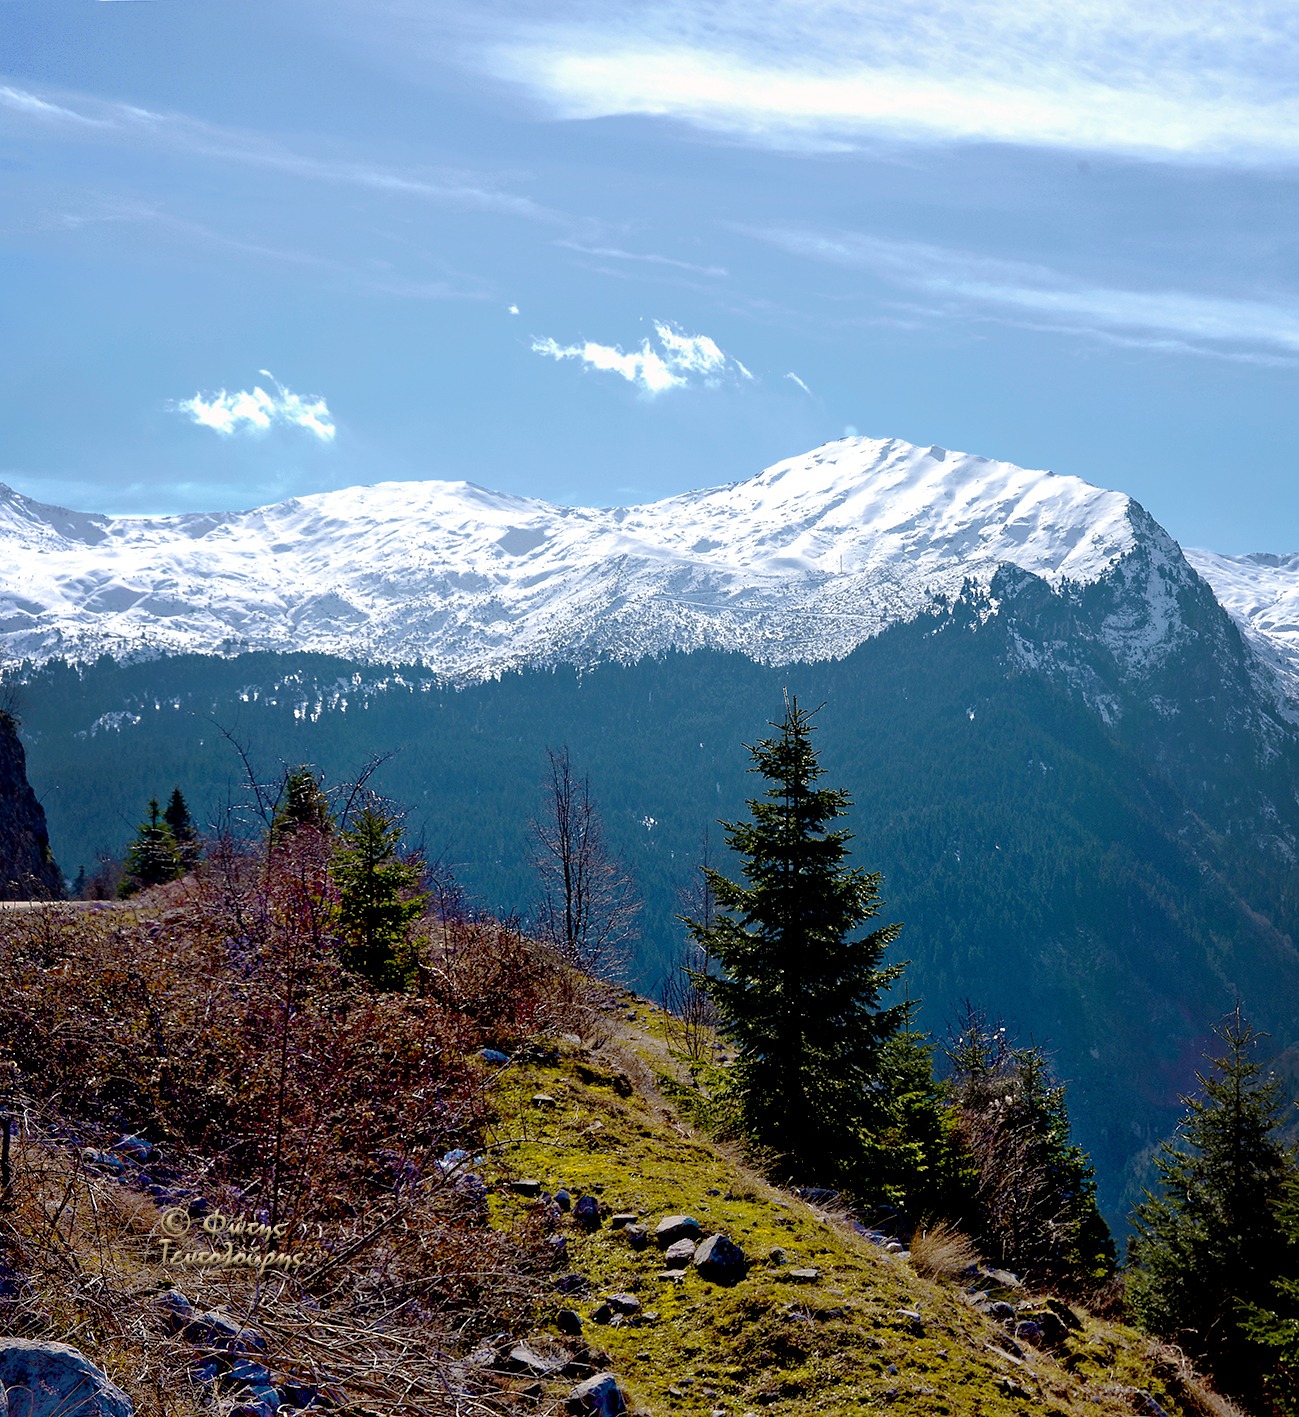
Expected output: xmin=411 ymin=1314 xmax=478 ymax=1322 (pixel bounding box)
xmin=484 ymin=995 xmax=1205 ymax=1417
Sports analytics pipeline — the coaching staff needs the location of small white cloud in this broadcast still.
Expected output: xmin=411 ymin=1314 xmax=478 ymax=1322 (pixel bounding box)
xmin=508 ymin=303 xmax=520 ymax=314
xmin=174 ymin=372 xmax=336 ymax=441
xmin=785 ymin=371 xmax=813 ymax=396
xmin=531 ymin=320 xmax=750 ymax=396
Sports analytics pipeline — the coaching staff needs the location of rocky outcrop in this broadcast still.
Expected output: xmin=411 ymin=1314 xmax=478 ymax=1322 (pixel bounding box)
xmin=0 ymin=713 xmax=60 ymax=900
xmin=0 ymin=1339 xmax=133 ymax=1415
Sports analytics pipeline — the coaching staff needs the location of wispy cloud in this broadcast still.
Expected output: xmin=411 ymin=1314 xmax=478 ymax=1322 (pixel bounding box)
xmin=462 ymin=0 xmax=1299 ymax=163
xmin=559 ymin=241 xmax=728 ymax=278
xmin=784 ymin=371 xmax=814 ymax=396
xmin=751 ymin=226 xmax=1299 ymax=360
xmin=531 ymin=320 xmax=752 ymax=395
xmin=174 ymin=373 xmax=336 ymax=441
xmin=0 ymin=81 xmax=553 ymax=220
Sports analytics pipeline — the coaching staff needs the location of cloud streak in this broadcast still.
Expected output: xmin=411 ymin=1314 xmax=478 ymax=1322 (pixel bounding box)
xmin=531 ymin=320 xmax=752 ymax=394
xmin=175 ymin=373 xmax=336 ymax=441
xmin=751 ymin=226 xmax=1299 ymax=360
xmin=459 ymin=0 xmax=1299 ymax=163
xmin=0 ymin=81 xmax=553 ymax=220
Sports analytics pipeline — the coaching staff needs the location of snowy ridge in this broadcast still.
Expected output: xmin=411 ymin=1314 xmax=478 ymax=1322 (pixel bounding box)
xmin=0 ymin=435 xmax=1172 ymax=680
xmin=1184 ymin=549 xmax=1299 ymax=696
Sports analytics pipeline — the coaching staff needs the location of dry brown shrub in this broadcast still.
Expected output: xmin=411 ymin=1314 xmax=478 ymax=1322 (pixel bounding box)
xmin=0 ymin=842 xmax=590 ymax=1417
xmin=909 ymin=1221 xmax=981 ymax=1280
xmin=1146 ymin=1341 xmax=1252 ymax=1417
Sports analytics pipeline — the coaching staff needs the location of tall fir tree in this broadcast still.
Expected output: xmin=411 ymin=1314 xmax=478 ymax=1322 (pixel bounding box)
xmin=118 ymin=798 xmax=182 ymax=897
xmin=683 ymin=696 xmax=907 ymax=1184
xmin=1127 ymin=1005 xmax=1297 ymax=1405
xmin=163 ymin=786 xmax=200 ymax=869
xmin=332 ymin=802 xmax=427 ymax=990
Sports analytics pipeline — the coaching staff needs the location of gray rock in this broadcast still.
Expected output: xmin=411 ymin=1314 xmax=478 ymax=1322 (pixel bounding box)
xmin=566 ymin=1372 xmax=627 ymax=1417
xmin=608 ymin=1213 xmax=638 ymax=1230
xmin=623 ymin=1225 xmax=649 ymax=1251
xmin=0 ymin=1339 xmax=134 ymax=1416
xmin=555 ymin=1189 xmax=572 ymax=1211
xmin=111 ymin=1136 xmax=153 ymax=1163
xmin=531 ymin=1094 xmax=558 ymax=1109
xmin=509 ymin=1179 xmax=542 ymax=1198
xmin=767 ymin=1247 xmax=788 ymax=1266
xmin=604 ymin=1294 xmax=641 ymax=1316
xmin=654 ymin=1215 xmax=702 ymax=1247
xmin=694 ymin=1234 xmax=747 ymax=1285
xmin=573 ymin=1195 xmax=602 ymax=1230
xmin=181 ymin=1309 xmax=266 ymax=1354
xmin=785 ymin=1268 xmax=819 ymax=1284
xmin=506 ymin=1344 xmax=560 ymax=1378
xmin=663 ymin=1239 xmax=697 ymax=1269
xmin=982 ymin=1301 xmax=1016 ymax=1323
xmin=557 ymin=1310 xmax=583 ymax=1336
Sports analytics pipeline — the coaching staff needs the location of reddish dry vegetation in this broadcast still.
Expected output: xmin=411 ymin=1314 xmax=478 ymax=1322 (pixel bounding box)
xmin=0 ymin=832 xmax=586 ymax=1415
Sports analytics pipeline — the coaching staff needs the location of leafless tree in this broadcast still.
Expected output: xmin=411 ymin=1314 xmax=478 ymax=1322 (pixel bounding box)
xmin=658 ymin=830 xmax=722 ymax=1061
xmin=530 ymin=746 xmax=639 ymax=979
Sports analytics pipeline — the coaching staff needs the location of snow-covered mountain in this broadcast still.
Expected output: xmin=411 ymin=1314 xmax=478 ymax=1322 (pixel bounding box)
xmin=0 ymin=434 xmax=1198 ymax=681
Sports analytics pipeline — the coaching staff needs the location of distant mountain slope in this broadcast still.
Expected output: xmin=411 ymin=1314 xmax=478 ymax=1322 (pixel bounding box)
xmin=1184 ymin=547 xmax=1299 ymax=697
xmin=0 ymin=436 xmax=1146 ymax=675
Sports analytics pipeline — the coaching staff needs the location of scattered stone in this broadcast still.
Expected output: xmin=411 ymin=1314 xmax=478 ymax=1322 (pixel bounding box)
xmin=694 ymin=1234 xmax=747 ymax=1286
xmin=181 ymin=1309 xmax=266 ymax=1354
xmin=1045 ymin=1296 xmax=1083 ymax=1331
xmin=1017 ymin=1307 xmax=1068 ymax=1347
xmin=884 ymin=1241 xmax=904 ymax=1254
xmin=980 ymin=1266 xmax=1023 ymax=1290
xmin=79 ymin=1149 xmax=125 ymax=1176
xmin=0 ymin=1339 xmax=134 ymax=1416
xmin=656 ymin=1271 xmax=685 ymax=1284
xmin=663 ymin=1239 xmax=697 ymax=1269
xmin=479 ymin=1049 xmax=510 ymax=1065
xmin=188 ymin=1357 xmax=222 ymax=1388
xmin=555 ymin=1189 xmax=573 ymax=1212
xmin=623 ymin=1225 xmax=649 ymax=1251
xmin=895 ymin=1308 xmax=924 ymax=1335
xmin=224 ymin=1359 xmax=273 ymax=1390
xmin=111 ymin=1135 xmax=153 ymax=1162
xmin=506 ymin=1344 xmax=561 ymax=1378
xmin=279 ymin=1382 xmax=320 ymax=1409
xmin=1015 ymin=1320 xmax=1043 ymax=1345
xmin=767 ymin=1247 xmax=788 ymax=1266
xmin=707 ymin=1188 xmax=721 ymax=1196
xmin=654 ymin=1216 xmax=703 ymax=1248
xmin=591 ymin=1303 xmax=614 ymax=1325
xmin=605 ymin=1294 xmax=641 ymax=1317
xmin=566 ymin=1372 xmax=627 ymax=1417
xmin=509 ymin=1179 xmax=543 ymax=1198
xmin=574 ymin=1195 xmax=602 ymax=1230
xmin=608 ymin=1213 xmax=638 ymax=1230
xmin=1133 ymin=1391 xmax=1172 ymax=1417
xmin=557 ymin=1310 xmax=583 ymax=1336
xmin=555 ymin=1274 xmax=592 ymax=1296
xmin=982 ymin=1301 xmax=1016 ymax=1323
xmin=532 ymin=1094 xmax=558 ymax=1110
xmin=785 ymin=1268 xmax=819 ymax=1284
xmin=559 ymin=1034 xmax=584 ymax=1049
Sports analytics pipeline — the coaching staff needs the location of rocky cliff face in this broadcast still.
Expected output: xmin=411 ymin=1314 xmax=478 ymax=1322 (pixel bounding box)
xmin=0 ymin=713 xmax=61 ymax=899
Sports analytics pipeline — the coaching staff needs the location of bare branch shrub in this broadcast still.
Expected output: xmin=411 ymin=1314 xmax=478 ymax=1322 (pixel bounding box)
xmin=529 ymin=747 xmax=640 ymax=980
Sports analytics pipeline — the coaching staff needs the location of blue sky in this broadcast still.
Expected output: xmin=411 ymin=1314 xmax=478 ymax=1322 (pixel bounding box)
xmin=3 ymin=0 xmax=1299 ymax=551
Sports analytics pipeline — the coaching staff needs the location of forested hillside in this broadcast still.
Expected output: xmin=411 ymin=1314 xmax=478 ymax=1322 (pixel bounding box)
xmin=12 ymin=562 xmax=1299 ymax=1227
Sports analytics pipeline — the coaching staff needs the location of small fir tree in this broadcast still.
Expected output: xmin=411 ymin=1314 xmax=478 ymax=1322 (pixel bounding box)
xmin=163 ymin=786 xmax=200 ymax=869
xmin=118 ymin=798 xmax=182 ymax=897
xmin=332 ymin=802 xmax=427 ymax=990
xmin=1127 ymin=1005 xmax=1296 ymax=1404
xmin=683 ymin=696 xmax=907 ymax=1183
